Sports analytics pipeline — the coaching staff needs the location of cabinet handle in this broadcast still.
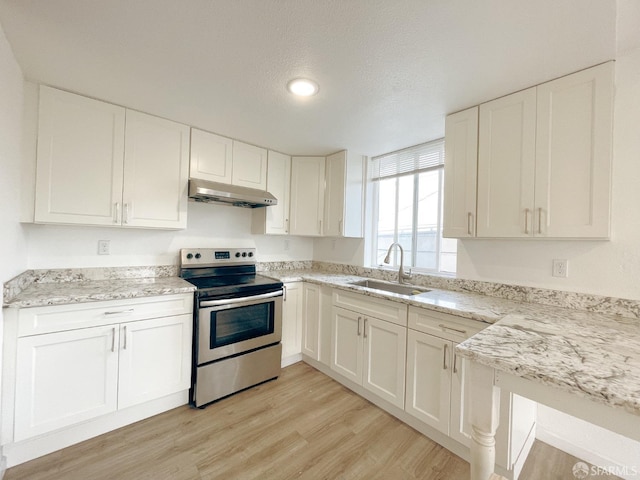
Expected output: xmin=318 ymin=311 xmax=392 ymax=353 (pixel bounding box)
xmin=538 ymin=208 xmax=543 ymax=234
xmin=123 ymin=326 xmax=127 ymax=350
xmin=114 ymin=203 xmax=120 ymax=224
xmin=443 ymin=344 xmax=448 ymax=370
xmin=104 ymin=309 xmax=134 ymax=316
xmin=318 ymin=220 xmax=322 ymax=235
xmin=285 ymin=218 xmax=289 ymax=234
xmin=357 ymin=316 xmax=362 ymax=336
xmin=453 ymin=353 xmax=458 ymax=374
xmin=111 ymin=327 xmax=116 ymax=352
xmin=438 ymin=323 xmax=467 ymax=335
xmin=524 ymin=208 xmax=530 ymax=234
xmin=338 ymin=219 xmax=343 ymax=234
xmin=467 ymin=212 xmax=473 ymax=236
xmin=123 ymin=203 xmax=130 ymax=224
xmin=283 ymin=285 xmax=287 ymax=301
xmin=363 ymin=318 xmax=368 ymax=339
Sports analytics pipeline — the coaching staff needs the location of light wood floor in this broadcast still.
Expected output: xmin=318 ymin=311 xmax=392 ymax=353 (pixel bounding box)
xmin=5 ymin=362 xmax=618 ymax=480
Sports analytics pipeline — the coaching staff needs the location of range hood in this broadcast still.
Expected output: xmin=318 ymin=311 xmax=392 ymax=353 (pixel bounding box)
xmin=188 ymin=179 xmax=277 ymax=208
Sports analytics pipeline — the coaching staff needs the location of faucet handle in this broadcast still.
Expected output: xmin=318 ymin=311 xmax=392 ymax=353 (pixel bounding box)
xmin=403 ymin=267 xmax=413 ymax=280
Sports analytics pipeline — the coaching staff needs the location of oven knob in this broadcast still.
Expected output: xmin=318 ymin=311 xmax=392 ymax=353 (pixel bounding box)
xmin=195 ymin=253 xmax=201 ymax=259
xmin=242 ymin=252 xmax=247 ymax=257
xmin=186 ymin=253 xmax=193 ymax=259
xmin=235 ymin=252 xmax=241 ymax=258
xmin=248 ymin=252 xmax=254 ymax=257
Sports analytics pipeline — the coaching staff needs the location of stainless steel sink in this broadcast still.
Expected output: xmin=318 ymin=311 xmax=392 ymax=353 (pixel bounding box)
xmin=349 ymin=279 xmax=430 ymax=296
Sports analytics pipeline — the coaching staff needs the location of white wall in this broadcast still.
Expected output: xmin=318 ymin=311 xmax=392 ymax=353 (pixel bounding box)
xmin=24 ymin=201 xmax=313 ymax=269
xmin=313 ymin=237 xmax=364 ymax=266
xmin=0 ymin=18 xmax=27 ymax=474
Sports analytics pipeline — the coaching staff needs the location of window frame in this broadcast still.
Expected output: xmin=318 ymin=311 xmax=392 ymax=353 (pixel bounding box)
xmin=368 ymin=139 xmax=455 ymax=275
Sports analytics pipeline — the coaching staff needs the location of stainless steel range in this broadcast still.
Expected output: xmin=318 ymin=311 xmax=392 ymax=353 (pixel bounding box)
xmin=180 ymin=248 xmax=283 ymax=408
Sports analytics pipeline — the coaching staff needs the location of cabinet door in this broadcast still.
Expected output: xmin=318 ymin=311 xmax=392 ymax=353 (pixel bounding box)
xmin=324 ymin=151 xmax=346 ymax=237
xmin=535 ymin=62 xmax=614 ymax=238
xmin=301 ymin=283 xmax=320 ymax=360
xmin=35 ymin=86 xmax=125 ymax=226
xmin=477 ymin=88 xmax=537 ymax=237
xmin=362 ymin=317 xmax=406 ymax=408
xmin=289 ymin=156 xmax=326 ymax=236
xmin=122 ymin=110 xmax=190 ymax=229
xmin=14 ymin=325 xmax=119 ymax=441
xmin=443 ymin=107 xmax=478 ymax=238
xmin=450 ymin=345 xmax=471 ymax=447
xmin=282 ymin=282 xmax=302 ymax=361
xmin=232 ymin=141 xmax=268 ymax=190
xmin=265 ymin=150 xmax=291 ymax=234
xmin=118 ymin=315 xmax=192 ymax=410
xmin=405 ymin=330 xmax=451 ymax=435
xmin=190 ymin=128 xmax=233 ymax=184
xmin=330 ymin=306 xmax=362 ymax=384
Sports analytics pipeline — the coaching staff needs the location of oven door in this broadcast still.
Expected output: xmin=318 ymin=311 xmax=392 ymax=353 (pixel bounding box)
xmin=197 ymin=289 xmax=283 ymax=365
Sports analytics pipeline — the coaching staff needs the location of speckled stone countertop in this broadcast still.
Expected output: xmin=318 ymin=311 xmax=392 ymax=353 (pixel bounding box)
xmin=265 ymin=269 xmax=640 ymax=416
xmin=456 ymin=312 xmax=640 ymax=416
xmin=263 ymin=270 xmax=554 ymax=324
xmin=4 ymin=276 xmax=195 ymax=308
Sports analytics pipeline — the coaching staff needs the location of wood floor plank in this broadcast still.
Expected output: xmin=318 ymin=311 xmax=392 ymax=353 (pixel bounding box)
xmin=4 ymin=362 xmax=618 ymax=480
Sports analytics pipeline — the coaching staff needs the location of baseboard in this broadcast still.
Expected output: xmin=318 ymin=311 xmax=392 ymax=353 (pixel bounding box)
xmin=281 ymin=353 xmax=302 ymax=368
xmin=3 ymin=390 xmax=188 ymax=468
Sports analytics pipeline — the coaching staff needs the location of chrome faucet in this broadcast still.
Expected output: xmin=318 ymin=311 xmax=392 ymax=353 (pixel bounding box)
xmin=383 ymin=243 xmax=412 ymax=284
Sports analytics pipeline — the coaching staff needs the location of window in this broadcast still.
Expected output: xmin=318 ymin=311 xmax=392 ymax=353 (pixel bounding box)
xmin=370 ymin=139 xmax=456 ymax=274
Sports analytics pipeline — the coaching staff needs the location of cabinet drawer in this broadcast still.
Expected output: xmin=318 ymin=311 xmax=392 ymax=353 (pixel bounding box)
xmin=333 ymin=289 xmax=407 ymax=326
xmin=18 ymin=294 xmax=193 ymax=337
xmin=408 ymin=306 xmax=484 ymax=342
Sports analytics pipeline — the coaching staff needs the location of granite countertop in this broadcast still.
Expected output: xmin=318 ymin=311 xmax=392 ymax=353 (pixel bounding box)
xmin=4 ymin=276 xmax=195 ymax=308
xmin=263 ymin=270 xmax=556 ymax=324
xmin=265 ymin=269 xmax=640 ymax=417
xmin=456 ymin=311 xmax=640 ymax=416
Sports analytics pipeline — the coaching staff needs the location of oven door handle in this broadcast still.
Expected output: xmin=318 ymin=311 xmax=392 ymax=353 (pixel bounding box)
xmin=199 ymin=290 xmax=283 ymax=307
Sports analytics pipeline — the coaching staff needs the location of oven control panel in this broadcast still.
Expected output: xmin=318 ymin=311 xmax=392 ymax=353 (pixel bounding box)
xmin=180 ymin=248 xmax=256 ymax=267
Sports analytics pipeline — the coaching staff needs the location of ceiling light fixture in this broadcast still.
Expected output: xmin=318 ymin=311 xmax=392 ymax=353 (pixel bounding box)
xmin=286 ymin=78 xmax=319 ymax=97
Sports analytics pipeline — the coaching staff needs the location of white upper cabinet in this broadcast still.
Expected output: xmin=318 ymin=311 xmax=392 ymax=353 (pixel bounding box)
xmin=35 ymin=86 xmax=126 ymax=226
xmin=34 ymin=86 xmax=189 ymax=229
xmin=189 ymin=128 xmax=233 ymax=183
xmin=324 ymin=150 xmax=365 ymax=238
xmin=444 ymin=62 xmax=613 ymax=239
xmin=535 ymin=62 xmax=614 ymax=238
xmin=123 ymin=111 xmax=189 ymax=229
xmin=289 ymin=156 xmax=326 ymax=236
xmin=231 ymin=141 xmax=268 ymax=190
xmin=443 ymin=107 xmax=478 ymax=238
xmin=477 ymin=87 xmax=537 ymax=238
xmin=252 ymin=150 xmax=291 ymax=235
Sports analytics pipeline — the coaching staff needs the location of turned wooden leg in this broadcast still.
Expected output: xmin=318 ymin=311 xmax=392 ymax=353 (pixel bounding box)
xmin=467 ymin=361 xmax=501 ymax=480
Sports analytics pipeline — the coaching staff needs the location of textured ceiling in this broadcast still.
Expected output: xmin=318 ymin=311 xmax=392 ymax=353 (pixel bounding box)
xmin=0 ymin=0 xmax=616 ymax=156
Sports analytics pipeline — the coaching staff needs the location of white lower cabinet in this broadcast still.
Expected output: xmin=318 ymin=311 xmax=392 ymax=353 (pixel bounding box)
xmin=331 ymin=291 xmax=407 ymax=409
xmin=301 ymin=283 xmax=320 ymax=360
xmin=6 ymin=294 xmax=193 ymax=446
xmin=281 ymin=282 xmax=302 ymax=365
xmin=14 ymin=325 xmax=120 ymax=442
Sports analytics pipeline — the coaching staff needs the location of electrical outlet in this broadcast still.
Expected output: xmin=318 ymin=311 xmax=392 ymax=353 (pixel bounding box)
xmin=98 ymin=240 xmax=110 ymax=255
xmin=283 ymin=239 xmax=290 ymax=251
xmin=552 ymin=259 xmax=568 ymax=278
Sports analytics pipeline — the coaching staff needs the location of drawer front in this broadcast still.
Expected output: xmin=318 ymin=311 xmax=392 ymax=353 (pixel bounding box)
xmin=333 ymin=289 xmax=407 ymax=326
xmin=18 ymin=294 xmax=193 ymax=337
xmin=408 ymin=306 xmax=484 ymax=342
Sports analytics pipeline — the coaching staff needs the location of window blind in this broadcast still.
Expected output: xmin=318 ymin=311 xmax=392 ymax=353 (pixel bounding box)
xmin=371 ymin=138 xmax=444 ymax=180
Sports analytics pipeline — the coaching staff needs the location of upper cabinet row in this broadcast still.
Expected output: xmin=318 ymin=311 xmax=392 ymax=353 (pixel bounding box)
xmin=34 ymin=85 xmax=365 ymax=236
xmin=443 ymin=62 xmax=614 ymax=239
xmin=35 ymin=86 xmax=189 ymax=229
xmin=252 ymin=151 xmax=366 ymax=237
xmin=190 ymin=129 xmax=268 ymax=190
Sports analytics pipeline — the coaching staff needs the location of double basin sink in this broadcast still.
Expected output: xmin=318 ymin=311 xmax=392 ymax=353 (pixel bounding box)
xmin=348 ymin=279 xmax=430 ymax=296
